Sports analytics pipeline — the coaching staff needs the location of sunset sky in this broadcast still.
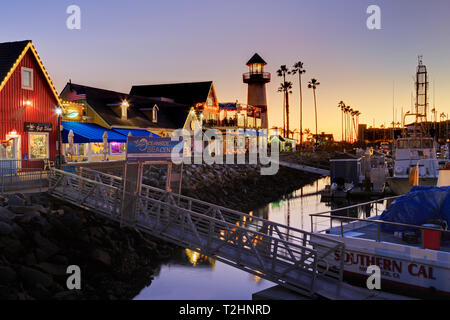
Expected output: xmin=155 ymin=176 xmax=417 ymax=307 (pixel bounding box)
xmin=2 ymin=0 xmax=450 ymax=139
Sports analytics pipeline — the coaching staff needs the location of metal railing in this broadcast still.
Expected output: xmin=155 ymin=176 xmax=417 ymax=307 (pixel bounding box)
xmin=243 ymin=72 xmax=271 ymax=82
xmin=48 ymin=167 xmax=346 ymax=296
xmin=0 ymin=159 xmax=51 ymax=193
xmin=310 ymin=196 xmax=450 ymax=244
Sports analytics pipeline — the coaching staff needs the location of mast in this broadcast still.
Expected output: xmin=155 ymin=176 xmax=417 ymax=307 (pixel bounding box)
xmin=415 ymin=55 xmax=428 ymax=135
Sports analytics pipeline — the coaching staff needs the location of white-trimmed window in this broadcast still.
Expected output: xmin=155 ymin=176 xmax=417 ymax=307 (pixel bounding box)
xmin=28 ymin=132 xmax=49 ymax=159
xmin=21 ymin=67 xmax=34 ymax=90
xmin=152 ymin=104 xmax=159 ymax=123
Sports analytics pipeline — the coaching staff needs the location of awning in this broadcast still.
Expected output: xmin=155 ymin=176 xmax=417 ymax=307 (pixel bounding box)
xmin=61 ymin=121 xmax=127 ymax=143
xmin=112 ymin=128 xmax=160 ymax=138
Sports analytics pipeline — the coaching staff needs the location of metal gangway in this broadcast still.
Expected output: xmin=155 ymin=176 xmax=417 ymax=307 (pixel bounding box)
xmin=47 ymin=166 xmax=348 ymax=298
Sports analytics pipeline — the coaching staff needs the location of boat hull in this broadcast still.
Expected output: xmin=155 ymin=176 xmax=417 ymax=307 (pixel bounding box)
xmin=386 ymin=177 xmax=437 ymax=195
xmin=312 ymin=234 xmax=450 ymax=299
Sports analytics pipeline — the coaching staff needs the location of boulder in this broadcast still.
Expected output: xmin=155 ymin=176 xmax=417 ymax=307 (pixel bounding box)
xmin=35 ymin=262 xmax=67 ymax=276
xmin=0 ymin=207 xmax=14 ymax=220
xmin=0 ymin=266 xmax=17 ymax=284
xmin=33 ymin=232 xmax=60 ymax=258
xmin=9 ymin=206 xmax=38 ymax=214
xmin=7 ymin=195 xmax=25 ymax=207
xmin=0 ymin=221 xmax=13 ymax=235
xmin=19 ymin=266 xmax=53 ymax=288
xmin=90 ymin=248 xmax=112 ymax=267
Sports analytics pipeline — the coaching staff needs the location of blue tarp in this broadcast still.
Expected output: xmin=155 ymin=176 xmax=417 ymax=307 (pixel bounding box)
xmin=61 ymin=121 xmax=128 ymax=143
xmin=379 ymin=186 xmax=450 ymax=232
xmin=112 ymin=128 xmax=160 ymax=138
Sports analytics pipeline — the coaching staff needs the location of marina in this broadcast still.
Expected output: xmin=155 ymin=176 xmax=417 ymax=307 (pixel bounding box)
xmin=0 ymin=1 xmax=449 ymax=305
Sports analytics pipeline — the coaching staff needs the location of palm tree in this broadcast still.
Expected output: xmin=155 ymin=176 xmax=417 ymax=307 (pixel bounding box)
xmin=304 ymin=128 xmax=312 ymax=142
xmin=308 ymin=78 xmax=320 ymax=150
xmin=278 ymin=81 xmax=293 ymax=138
xmin=351 ymin=110 xmax=358 ymax=142
xmin=277 ymin=65 xmax=291 ymax=138
xmin=292 ymin=61 xmax=306 ymax=147
xmin=344 ymin=105 xmax=352 ymax=142
xmin=338 ymin=101 xmax=346 ymax=142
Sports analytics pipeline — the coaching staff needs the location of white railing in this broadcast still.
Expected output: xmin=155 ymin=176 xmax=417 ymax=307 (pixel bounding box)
xmin=48 ymin=167 xmax=346 ymax=296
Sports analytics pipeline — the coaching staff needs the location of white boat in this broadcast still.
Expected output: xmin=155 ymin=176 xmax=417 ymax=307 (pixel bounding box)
xmin=310 ymin=175 xmax=450 ymax=298
xmin=387 ymin=136 xmax=440 ymax=195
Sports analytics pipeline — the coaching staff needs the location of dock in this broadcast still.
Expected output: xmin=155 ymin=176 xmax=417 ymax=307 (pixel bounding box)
xmin=253 ymin=284 xmax=416 ymax=300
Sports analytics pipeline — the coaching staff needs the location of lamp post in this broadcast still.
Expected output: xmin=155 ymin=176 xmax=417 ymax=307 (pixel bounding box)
xmin=55 ymin=106 xmax=63 ymax=168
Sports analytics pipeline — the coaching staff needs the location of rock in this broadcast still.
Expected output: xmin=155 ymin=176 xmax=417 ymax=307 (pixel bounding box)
xmin=24 ymin=211 xmax=40 ymax=219
xmin=0 ymin=207 xmax=14 ymax=220
xmin=48 ymin=255 xmax=69 ymax=265
xmin=90 ymin=248 xmax=112 ymax=267
xmin=0 ymin=221 xmax=13 ymax=235
xmin=24 ymin=253 xmax=37 ymax=266
xmin=35 ymin=263 xmax=67 ymax=276
xmin=9 ymin=206 xmax=37 ymax=214
xmin=33 ymin=232 xmax=60 ymax=258
xmin=19 ymin=266 xmax=53 ymax=288
xmin=52 ymin=290 xmax=79 ymax=300
xmin=1 ymin=238 xmax=24 ymax=256
xmin=0 ymin=266 xmax=17 ymax=284
xmin=7 ymin=195 xmax=25 ymax=206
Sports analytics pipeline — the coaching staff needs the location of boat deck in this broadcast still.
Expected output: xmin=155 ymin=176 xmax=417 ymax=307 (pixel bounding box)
xmin=330 ymin=221 xmax=450 ymax=253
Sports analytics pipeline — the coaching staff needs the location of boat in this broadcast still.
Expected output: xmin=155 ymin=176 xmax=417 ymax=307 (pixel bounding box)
xmin=310 ymin=169 xmax=450 ymax=298
xmin=386 ymin=136 xmax=440 ymax=195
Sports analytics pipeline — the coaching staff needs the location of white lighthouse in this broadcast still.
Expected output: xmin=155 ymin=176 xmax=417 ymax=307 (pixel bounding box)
xmin=243 ymin=53 xmax=271 ymax=130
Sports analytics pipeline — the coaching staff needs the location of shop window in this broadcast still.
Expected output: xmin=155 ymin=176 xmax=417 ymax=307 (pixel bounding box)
xmin=21 ymin=67 xmax=34 ymax=90
xmin=29 ymin=133 xmax=48 ymax=159
xmin=91 ymin=143 xmax=107 ymax=155
xmin=110 ymin=142 xmax=126 ymax=154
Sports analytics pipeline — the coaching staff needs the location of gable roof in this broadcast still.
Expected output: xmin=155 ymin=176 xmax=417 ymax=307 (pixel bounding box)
xmin=62 ymin=83 xmax=190 ymax=130
xmin=246 ymin=53 xmax=267 ymax=66
xmin=130 ymin=81 xmax=213 ymax=106
xmin=0 ymin=40 xmax=60 ymax=102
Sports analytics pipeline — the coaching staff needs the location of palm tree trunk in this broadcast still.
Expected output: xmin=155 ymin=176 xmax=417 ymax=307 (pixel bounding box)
xmin=299 ymin=74 xmax=303 ymax=147
xmin=285 ymin=90 xmax=290 ymax=139
xmin=282 ymin=93 xmax=286 ymax=138
xmin=313 ymin=89 xmax=318 ymax=149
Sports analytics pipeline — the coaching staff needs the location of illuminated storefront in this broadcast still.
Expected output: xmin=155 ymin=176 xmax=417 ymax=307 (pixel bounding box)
xmin=0 ymin=40 xmax=60 ymax=163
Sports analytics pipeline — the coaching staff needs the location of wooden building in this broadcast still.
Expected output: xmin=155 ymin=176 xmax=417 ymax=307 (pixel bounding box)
xmin=0 ymin=40 xmax=60 ymax=163
xmin=59 ymin=83 xmax=197 ymax=162
xmin=130 ymin=81 xmax=220 ymax=127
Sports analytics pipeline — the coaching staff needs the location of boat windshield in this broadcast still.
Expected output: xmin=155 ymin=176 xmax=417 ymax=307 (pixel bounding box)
xmin=397 ymin=139 xmax=434 ymax=149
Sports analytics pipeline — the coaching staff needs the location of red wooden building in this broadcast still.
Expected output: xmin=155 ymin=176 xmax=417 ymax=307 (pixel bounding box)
xmin=0 ymin=40 xmax=60 ymax=163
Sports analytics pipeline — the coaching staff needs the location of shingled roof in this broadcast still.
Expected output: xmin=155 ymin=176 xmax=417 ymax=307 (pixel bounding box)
xmin=0 ymin=40 xmax=30 ymax=86
xmin=130 ymin=81 xmax=213 ymax=106
xmin=63 ymin=83 xmax=190 ymax=130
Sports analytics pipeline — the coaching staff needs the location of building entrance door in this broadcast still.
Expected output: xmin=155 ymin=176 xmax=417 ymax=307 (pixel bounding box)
xmin=1 ymin=135 xmax=21 ymax=171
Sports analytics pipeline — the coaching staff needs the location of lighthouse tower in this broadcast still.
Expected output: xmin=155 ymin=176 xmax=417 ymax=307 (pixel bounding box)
xmin=243 ymin=53 xmax=271 ymax=130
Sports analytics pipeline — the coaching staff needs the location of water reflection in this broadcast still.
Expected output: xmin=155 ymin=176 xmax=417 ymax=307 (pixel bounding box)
xmin=134 ymin=177 xmax=386 ymax=300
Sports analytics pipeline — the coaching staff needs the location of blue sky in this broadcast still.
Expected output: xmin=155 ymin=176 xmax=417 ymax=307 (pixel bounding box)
xmin=2 ymin=0 xmax=450 ymax=137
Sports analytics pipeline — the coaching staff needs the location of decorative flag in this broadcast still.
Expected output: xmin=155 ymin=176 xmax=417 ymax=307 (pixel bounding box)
xmin=66 ymin=89 xmax=86 ymax=101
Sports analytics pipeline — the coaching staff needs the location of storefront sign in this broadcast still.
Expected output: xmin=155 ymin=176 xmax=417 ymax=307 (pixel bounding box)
xmin=62 ymin=105 xmax=83 ymax=121
xmin=24 ymin=122 xmax=52 ymax=132
xmin=126 ymin=136 xmax=183 ymax=162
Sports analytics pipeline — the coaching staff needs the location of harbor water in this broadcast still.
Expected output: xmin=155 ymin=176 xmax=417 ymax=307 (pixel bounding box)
xmin=134 ymin=177 xmax=387 ymax=300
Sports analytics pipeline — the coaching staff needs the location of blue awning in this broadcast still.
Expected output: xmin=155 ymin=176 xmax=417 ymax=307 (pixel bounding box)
xmin=112 ymin=128 xmax=160 ymax=138
xmin=61 ymin=121 xmax=128 ymax=143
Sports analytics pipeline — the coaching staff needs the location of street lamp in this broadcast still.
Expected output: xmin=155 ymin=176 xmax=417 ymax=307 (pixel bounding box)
xmin=55 ymin=106 xmax=63 ymax=168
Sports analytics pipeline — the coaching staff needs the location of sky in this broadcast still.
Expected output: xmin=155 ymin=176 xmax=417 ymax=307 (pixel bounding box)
xmin=2 ymin=0 xmax=450 ymax=140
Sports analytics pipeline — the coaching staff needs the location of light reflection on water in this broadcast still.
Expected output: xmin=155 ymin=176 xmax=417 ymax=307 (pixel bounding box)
xmin=134 ymin=177 xmax=385 ymax=300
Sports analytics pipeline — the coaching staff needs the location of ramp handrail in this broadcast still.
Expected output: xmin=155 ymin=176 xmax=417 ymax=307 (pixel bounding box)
xmin=48 ymin=167 xmax=346 ymax=295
